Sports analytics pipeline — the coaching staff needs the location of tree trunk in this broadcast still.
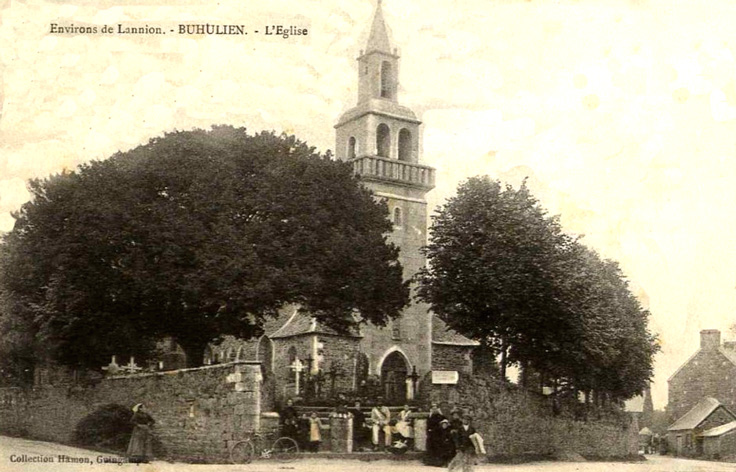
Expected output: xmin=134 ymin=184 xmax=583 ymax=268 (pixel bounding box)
xmin=520 ymin=360 xmax=529 ymax=388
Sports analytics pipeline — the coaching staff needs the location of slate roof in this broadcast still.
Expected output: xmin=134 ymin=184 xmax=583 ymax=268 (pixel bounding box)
xmin=269 ymin=309 xmax=315 ymax=339
xmin=701 ymin=420 xmax=736 ymax=437
xmin=668 ymin=397 xmax=725 ymax=431
xmin=268 ymin=306 xmax=361 ymax=339
xmin=431 ymin=316 xmax=479 ymax=346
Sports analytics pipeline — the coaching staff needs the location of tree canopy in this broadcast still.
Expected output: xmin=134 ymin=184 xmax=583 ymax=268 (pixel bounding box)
xmin=0 ymin=126 xmax=408 ymax=370
xmin=417 ymin=176 xmax=658 ymax=400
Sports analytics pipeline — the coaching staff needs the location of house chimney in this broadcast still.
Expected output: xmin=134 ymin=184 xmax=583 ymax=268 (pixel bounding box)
xmin=700 ymin=329 xmax=721 ymax=350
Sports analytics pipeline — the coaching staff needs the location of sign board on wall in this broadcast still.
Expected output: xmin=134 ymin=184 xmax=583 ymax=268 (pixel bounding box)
xmin=431 ymin=370 xmax=459 ymax=384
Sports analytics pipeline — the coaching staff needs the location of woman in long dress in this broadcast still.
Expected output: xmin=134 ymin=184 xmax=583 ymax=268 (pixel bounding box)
xmin=395 ymin=404 xmax=414 ymax=441
xmin=308 ymin=412 xmax=323 ymax=452
xmin=127 ymin=403 xmax=155 ymax=463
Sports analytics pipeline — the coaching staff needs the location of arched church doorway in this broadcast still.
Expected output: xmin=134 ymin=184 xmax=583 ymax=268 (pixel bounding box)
xmin=380 ymin=350 xmax=409 ymax=404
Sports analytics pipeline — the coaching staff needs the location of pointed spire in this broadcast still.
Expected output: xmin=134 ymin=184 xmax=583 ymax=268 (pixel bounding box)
xmin=365 ymin=0 xmax=393 ymax=54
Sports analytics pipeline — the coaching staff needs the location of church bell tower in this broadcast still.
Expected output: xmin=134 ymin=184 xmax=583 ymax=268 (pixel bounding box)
xmin=335 ymin=0 xmax=436 ymax=381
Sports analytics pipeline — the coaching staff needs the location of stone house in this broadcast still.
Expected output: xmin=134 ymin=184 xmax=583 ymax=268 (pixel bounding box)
xmin=201 ymin=2 xmax=477 ymax=406
xmin=667 ymin=329 xmax=736 ymax=421
xmin=666 ymin=397 xmax=736 ymax=456
xmin=702 ymin=420 xmax=736 ymax=459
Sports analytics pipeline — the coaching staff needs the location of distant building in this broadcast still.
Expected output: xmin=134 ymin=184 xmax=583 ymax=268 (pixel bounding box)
xmin=667 ymin=329 xmax=736 ymax=421
xmin=666 ymin=397 xmax=736 ymax=456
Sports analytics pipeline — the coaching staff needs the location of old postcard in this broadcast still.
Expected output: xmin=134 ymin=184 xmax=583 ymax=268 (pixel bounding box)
xmin=1 ymin=0 xmax=736 ymax=470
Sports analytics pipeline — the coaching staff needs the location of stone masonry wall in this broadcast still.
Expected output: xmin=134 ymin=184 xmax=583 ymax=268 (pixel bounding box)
xmin=454 ymin=375 xmax=638 ymax=459
xmin=0 ymin=362 xmax=262 ymax=463
xmin=432 ymin=344 xmax=474 ymax=374
xmin=316 ymin=334 xmax=362 ymax=395
xmin=668 ymin=348 xmax=736 ymax=421
xmin=272 ymin=336 xmax=314 ymax=401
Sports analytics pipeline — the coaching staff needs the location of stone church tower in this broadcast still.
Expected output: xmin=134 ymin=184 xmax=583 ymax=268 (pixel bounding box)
xmin=334 ymin=1 xmax=436 ymax=385
xmin=206 ymin=1 xmax=476 ymax=406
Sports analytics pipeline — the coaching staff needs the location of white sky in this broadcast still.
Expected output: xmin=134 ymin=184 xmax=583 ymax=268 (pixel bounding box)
xmin=2 ymin=0 xmax=736 ymax=409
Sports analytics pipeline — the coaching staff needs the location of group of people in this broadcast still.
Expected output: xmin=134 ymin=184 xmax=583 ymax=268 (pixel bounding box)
xmin=279 ymin=398 xmax=415 ymax=453
xmin=425 ymin=403 xmax=483 ymax=472
xmin=126 ymin=398 xmax=483 ymax=468
xmin=279 ymin=399 xmax=324 ymax=451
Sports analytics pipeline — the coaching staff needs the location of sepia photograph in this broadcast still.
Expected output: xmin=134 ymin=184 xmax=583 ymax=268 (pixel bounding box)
xmin=1 ymin=0 xmax=736 ymax=471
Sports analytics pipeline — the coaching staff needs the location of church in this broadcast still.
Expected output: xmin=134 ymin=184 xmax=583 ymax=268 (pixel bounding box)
xmin=201 ymin=1 xmax=477 ymax=406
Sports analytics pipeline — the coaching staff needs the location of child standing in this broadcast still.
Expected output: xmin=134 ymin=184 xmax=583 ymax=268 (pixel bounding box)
xmin=308 ymin=412 xmax=323 ymax=452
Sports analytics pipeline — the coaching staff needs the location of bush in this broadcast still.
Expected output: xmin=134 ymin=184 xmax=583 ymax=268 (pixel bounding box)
xmin=73 ymin=404 xmax=133 ymax=452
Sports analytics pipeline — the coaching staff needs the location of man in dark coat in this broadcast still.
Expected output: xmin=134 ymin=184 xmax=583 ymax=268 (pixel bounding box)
xmin=448 ymin=416 xmax=477 ymax=472
xmin=349 ymin=400 xmax=368 ymax=449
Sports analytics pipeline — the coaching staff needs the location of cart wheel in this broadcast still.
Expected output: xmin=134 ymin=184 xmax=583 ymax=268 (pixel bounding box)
xmin=230 ymin=440 xmax=255 ymax=464
xmin=271 ymin=437 xmax=299 ymax=463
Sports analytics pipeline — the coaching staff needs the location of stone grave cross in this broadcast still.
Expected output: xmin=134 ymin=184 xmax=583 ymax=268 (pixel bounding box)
xmin=121 ymin=356 xmax=142 ymax=375
xmin=289 ymin=358 xmax=305 ymax=394
xmin=101 ymin=355 xmax=120 ymax=376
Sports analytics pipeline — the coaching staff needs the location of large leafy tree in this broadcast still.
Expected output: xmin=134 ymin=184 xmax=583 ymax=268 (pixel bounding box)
xmin=417 ymin=176 xmax=657 ymax=400
xmin=417 ymin=176 xmax=576 ymax=378
xmin=0 ymin=126 xmax=408 ymax=369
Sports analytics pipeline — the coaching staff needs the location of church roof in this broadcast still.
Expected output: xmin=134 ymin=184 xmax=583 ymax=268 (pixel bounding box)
xmin=431 ymin=316 xmax=479 ymax=346
xmin=365 ymin=0 xmax=393 ymax=55
xmin=268 ymin=307 xmax=361 ymax=339
xmin=668 ymin=397 xmax=731 ymax=431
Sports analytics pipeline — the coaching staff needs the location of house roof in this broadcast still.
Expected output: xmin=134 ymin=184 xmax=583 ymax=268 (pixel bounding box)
xmin=701 ymin=420 xmax=736 ymax=437
xmin=431 ymin=316 xmax=479 ymax=346
xmin=668 ymin=397 xmax=726 ymax=431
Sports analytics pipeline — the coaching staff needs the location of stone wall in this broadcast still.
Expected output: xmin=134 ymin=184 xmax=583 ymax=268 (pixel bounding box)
xmin=0 ymin=362 xmax=263 ymax=463
xmin=453 ymin=375 xmax=638 ymax=460
xmin=703 ymin=430 xmax=736 ymax=459
xmin=272 ymin=335 xmax=315 ymax=400
xmin=316 ymin=334 xmax=362 ymax=394
xmin=432 ymin=344 xmax=474 ymax=374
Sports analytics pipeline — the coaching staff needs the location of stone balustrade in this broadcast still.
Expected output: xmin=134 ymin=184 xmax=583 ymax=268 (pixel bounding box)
xmin=352 ymin=155 xmax=435 ymax=190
